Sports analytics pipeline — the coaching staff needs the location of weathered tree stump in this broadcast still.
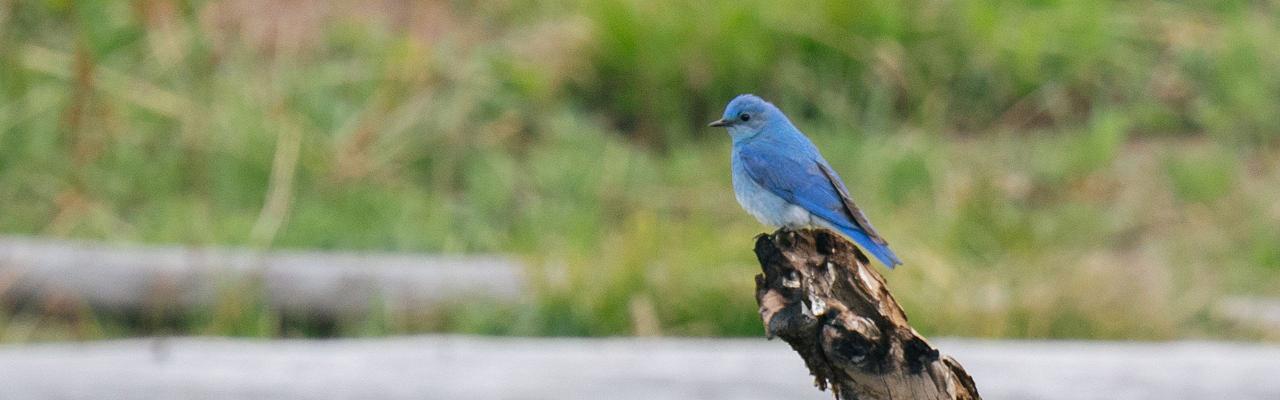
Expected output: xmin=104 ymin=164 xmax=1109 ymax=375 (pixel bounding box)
xmin=754 ymin=228 xmax=980 ymax=400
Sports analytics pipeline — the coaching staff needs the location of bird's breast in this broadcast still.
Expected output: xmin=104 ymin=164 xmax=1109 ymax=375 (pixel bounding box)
xmin=731 ymin=158 xmax=814 ymax=228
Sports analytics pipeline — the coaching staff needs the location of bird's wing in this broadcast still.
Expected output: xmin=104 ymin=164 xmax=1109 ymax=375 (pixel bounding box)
xmin=738 ymin=145 xmax=889 ymax=245
xmin=816 ymin=163 xmax=889 ymax=245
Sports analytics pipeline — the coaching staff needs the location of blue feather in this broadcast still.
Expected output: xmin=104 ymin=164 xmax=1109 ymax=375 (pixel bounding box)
xmin=841 ymin=226 xmax=903 ymax=269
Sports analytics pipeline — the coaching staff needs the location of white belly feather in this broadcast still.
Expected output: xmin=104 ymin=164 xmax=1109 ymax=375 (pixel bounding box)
xmin=731 ymin=163 xmax=819 ymax=229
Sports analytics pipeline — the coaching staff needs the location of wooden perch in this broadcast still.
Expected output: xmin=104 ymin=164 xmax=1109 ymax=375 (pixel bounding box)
xmin=753 ymin=228 xmax=980 ymax=400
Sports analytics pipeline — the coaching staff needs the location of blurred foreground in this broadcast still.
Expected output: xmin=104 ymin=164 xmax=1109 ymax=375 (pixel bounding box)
xmin=1 ymin=336 xmax=1278 ymax=400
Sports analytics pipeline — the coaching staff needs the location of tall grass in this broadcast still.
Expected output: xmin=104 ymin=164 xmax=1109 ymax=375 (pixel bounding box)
xmin=0 ymin=0 xmax=1277 ymax=340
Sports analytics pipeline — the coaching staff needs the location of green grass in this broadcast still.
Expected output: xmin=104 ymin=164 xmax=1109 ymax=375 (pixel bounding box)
xmin=1 ymin=0 xmax=1279 ymax=341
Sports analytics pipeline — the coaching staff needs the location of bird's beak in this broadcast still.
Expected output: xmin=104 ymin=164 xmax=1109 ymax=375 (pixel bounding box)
xmin=708 ymin=118 xmax=730 ymax=128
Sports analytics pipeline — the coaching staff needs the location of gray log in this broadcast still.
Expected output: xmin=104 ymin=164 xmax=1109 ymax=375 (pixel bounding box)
xmin=0 ymin=336 xmax=1278 ymax=400
xmin=754 ymin=229 xmax=980 ymax=400
xmin=0 ymin=236 xmax=524 ymax=317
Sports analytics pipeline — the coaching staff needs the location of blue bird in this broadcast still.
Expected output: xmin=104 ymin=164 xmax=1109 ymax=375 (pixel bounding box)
xmin=709 ymin=94 xmax=902 ymax=268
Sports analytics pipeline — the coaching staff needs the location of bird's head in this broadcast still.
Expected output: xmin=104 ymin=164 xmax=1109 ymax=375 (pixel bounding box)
xmin=708 ymin=94 xmax=781 ymax=140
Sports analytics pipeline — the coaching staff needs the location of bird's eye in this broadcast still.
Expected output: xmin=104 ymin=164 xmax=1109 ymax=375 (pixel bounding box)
xmin=739 ymin=113 xmax=751 ymax=122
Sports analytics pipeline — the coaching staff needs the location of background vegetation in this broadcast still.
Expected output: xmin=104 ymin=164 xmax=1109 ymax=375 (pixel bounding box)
xmin=1 ymin=0 xmax=1278 ymax=341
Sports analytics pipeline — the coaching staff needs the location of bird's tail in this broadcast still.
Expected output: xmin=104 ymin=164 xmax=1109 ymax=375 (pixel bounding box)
xmin=841 ymin=226 xmax=903 ymax=269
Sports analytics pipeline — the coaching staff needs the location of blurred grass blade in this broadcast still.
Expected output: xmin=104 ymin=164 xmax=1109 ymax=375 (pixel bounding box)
xmin=18 ymin=44 xmax=195 ymax=118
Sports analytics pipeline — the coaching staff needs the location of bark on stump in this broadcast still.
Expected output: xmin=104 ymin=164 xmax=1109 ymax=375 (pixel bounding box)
xmin=754 ymin=228 xmax=980 ymax=400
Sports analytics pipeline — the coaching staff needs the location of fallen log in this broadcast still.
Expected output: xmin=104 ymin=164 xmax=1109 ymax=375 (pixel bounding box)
xmin=754 ymin=228 xmax=980 ymax=400
xmin=0 ymin=236 xmax=523 ymax=318
xmin=3 ymin=336 xmax=1280 ymax=400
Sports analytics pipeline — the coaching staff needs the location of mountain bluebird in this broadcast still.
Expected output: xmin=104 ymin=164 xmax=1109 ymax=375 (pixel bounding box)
xmin=709 ymin=94 xmax=902 ymax=268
